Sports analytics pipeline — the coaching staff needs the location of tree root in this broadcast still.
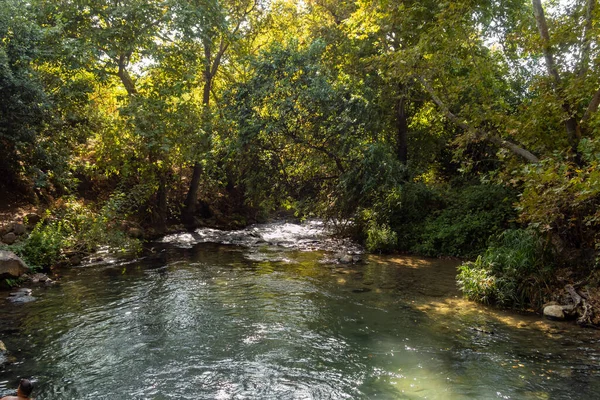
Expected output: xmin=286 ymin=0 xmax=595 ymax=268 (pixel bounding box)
xmin=565 ymin=282 xmax=599 ymax=328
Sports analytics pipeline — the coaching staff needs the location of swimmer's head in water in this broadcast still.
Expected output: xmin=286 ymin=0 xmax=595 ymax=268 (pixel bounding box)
xmin=18 ymin=379 xmax=33 ymax=397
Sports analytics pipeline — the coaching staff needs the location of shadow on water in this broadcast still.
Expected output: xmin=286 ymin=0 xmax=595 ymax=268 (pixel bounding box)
xmin=1 ymin=222 xmax=599 ymax=399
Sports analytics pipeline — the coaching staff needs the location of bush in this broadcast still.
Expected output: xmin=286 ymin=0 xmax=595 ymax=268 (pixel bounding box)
xmin=517 ymin=138 xmax=600 ymax=268
xmin=354 ymin=182 xmax=442 ymax=251
xmin=364 ymin=216 xmax=398 ymax=253
xmin=457 ymin=229 xmax=554 ymax=309
xmin=415 ymin=184 xmax=517 ymax=257
xmin=12 ymin=197 xmax=141 ymax=269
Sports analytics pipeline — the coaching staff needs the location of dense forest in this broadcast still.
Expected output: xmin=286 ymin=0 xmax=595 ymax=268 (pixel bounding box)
xmin=1 ymin=0 xmax=600 ymax=322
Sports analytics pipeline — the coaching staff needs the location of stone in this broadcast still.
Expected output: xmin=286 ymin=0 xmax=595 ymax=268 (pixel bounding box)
xmin=8 ymin=288 xmax=35 ymax=303
xmin=338 ymin=254 xmax=354 ymax=264
xmin=12 ymin=223 xmax=26 ymax=236
xmin=0 ymin=340 xmax=7 ymax=367
xmin=69 ymin=255 xmax=82 ymax=266
xmin=24 ymin=213 xmax=41 ymax=226
xmin=10 ymin=288 xmax=32 ymax=296
xmin=543 ymin=305 xmax=566 ymax=320
xmin=8 ymin=295 xmax=36 ymax=303
xmin=1 ymin=232 xmax=17 ymax=245
xmin=29 ymin=273 xmax=51 ymax=283
xmin=0 ymin=251 xmax=29 ymax=277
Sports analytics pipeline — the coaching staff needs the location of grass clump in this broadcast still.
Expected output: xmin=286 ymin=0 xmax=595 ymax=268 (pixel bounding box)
xmin=457 ymin=228 xmax=553 ymax=309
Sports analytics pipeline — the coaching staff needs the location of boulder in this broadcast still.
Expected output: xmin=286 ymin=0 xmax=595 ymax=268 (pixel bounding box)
xmin=1 ymin=232 xmax=17 ymax=245
xmin=11 ymin=223 xmax=26 ymax=236
xmin=0 ymin=251 xmax=29 ymax=277
xmin=544 ymin=305 xmax=567 ymax=320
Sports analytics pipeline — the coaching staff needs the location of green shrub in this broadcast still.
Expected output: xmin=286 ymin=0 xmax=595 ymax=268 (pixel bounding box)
xmin=20 ymin=219 xmax=67 ymax=269
xmin=415 ymin=184 xmax=517 ymax=257
xmin=354 ymin=182 xmax=442 ymax=252
xmin=457 ymin=229 xmax=553 ymax=309
xmin=517 ymin=138 xmax=600 ymax=268
xmin=364 ymin=218 xmax=398 ymax=253
xmin=12 ymin=198 xmax=141 ymax=269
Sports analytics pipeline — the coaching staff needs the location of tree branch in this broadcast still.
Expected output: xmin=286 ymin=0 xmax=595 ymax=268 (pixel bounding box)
xmin=531 ymin=0 xmax=580 ymax=148
xmin=580 ymin=86 xmax=600 ymax=126
xmin=577 ymin=0 xmax=596 ymax=77
xmin=117 ymin=53 xmax=137 ymax=96
xmin=532 ymin=0 xmax=561 ymax=87
xmin=418 ymin=77 xmax=539 ymax=163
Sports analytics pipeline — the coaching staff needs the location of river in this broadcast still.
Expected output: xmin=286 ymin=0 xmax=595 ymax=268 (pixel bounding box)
xmin=1 ymin=221 xmax=599 ymax=399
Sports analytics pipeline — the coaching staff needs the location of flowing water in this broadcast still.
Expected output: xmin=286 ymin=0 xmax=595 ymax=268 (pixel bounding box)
xmin=1 ymin=221 xmax=599 ymax=399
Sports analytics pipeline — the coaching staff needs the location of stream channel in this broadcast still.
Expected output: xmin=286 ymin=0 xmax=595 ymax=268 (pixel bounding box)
xmin=1 ymin=221 xmax=599 ymax=399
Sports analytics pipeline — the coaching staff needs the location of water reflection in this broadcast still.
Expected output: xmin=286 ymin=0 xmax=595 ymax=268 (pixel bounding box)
xmin=0 ymin=223 xmax=599 ymax=399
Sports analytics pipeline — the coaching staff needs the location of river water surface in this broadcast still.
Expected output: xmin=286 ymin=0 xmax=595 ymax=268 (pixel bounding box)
xmin=1 ymin=221 xmax=599 ymax=399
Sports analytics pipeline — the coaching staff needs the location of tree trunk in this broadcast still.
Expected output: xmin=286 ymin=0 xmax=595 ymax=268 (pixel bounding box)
xmin=156 ymin=175 xmax=168 ymax=234
xmin=531 ymin=0 xmax=580 ymax=153
xmin=182 ymin=163 xmax=203 ymax=228
xmin=117 ymin=55 xmax=137 ymax=96
xmin=182 ymin=69 xmax=212 ymax=228
xmin=396 ymin=94 xmax=408 ymax=165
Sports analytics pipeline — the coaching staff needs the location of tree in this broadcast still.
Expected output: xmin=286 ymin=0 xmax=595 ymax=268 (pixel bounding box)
xmin=0 ymin=0 xmax=54 ymax=193
xmin=226 ymin=41 xmax=372 ymax=216
xmin=175 ymin=0 xmax=263 ymax=227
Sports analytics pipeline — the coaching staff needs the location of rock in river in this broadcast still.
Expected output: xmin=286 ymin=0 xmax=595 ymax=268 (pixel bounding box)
xmin=8 ymin=288 xmax=36 ymax=303
xmin=0 ymin=250 xmax=29 ymax=278
xmin=543 ymin=305 xmax=568 ymax=320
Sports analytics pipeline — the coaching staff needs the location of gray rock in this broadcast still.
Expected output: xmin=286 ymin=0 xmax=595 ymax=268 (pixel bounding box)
xmin=544 ymin=305 xmax=566 ymax=320
xmin=0 ymin=251 xmax=29 ymax=277
xmin=10 ymin=288 xmax=32 ymax=296
xmin=11 ymin=223 xmax=26 ymax=236
xmin=1 ymin=232 xmax=17 ymax=245
xmin=8 ymin=288 xmax=35 ymax=303
xmin=8 ymin=295 xmax=36 ymax=303
xmin=338 ymin=254 xmax=354 ymax=264
xmin=29 ymin=273 xmax=51 ymax=283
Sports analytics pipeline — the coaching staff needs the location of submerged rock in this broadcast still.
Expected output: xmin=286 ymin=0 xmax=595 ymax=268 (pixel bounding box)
xmin=0 ymin=340 xmax=7 ymax=366
xmin=8 ymin=288 xmax=36 ymax=303
xmin=0 ymin=251 xmax=29 ymax=278
xmin=0 ymin=340 xmax=16 ymax=367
